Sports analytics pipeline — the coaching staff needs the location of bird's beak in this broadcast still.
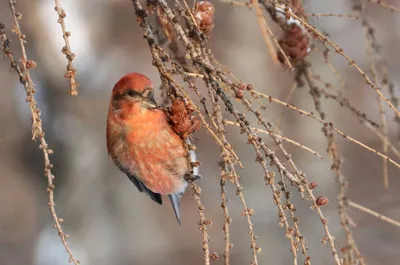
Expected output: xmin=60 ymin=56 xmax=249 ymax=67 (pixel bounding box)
xmin=148 ymin=92 xmax=157 ymax=106
xmin=140 ymin=88 xmax=157 ymax=109
xmin=141 ymin=95 xmax=157 ymax=109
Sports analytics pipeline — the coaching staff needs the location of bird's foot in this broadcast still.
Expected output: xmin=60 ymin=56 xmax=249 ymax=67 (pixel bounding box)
xmin=184 ymin=173 xmax=202 ymax=182
xmin=193 ymin=174 xmax=202 ymax=181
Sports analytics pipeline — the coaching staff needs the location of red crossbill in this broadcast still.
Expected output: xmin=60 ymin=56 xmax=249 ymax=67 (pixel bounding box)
xmin=106 ymin=72 xmax=199 ymax=225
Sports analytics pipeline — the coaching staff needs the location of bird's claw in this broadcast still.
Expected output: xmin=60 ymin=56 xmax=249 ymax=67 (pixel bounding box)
xmin=185 ymin=173 xmax=202 ymax=182
xmin=193 ymin=174 xmax=202 ymax=181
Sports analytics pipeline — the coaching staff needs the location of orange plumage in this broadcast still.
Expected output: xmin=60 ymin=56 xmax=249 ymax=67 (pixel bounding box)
xmin=106 ymin=72 xmax=197 ymax=224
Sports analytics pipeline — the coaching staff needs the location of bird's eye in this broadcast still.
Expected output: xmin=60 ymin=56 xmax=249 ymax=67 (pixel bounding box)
xmin=126 ymin=90 xmax=138 ymax=97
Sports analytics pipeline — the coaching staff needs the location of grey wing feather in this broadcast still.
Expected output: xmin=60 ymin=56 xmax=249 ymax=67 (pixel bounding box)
xmin=127 ymin=174 xmax=163 ymax=205
xmin=112 ymin=139 xmax=199 ymax=225
xmin=112 ymin=155 xmax=162 ymax=205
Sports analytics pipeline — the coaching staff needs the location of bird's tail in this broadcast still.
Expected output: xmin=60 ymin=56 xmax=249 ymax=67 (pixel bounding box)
xmin=168 ymin=193 xmax=183 ymax=225
xmin=168 ymin=138 xmax=201 ymax=225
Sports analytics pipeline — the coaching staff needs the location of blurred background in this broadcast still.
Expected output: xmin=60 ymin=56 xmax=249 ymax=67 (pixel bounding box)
xmin=1 ymin=0 xmax=400 ymax=264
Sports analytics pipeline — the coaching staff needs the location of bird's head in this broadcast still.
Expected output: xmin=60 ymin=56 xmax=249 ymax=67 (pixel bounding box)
xmin=111 ymin=72 xmax=157 ymax=111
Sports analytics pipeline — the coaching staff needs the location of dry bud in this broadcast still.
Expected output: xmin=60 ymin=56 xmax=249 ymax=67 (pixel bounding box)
xmin=25 ymin=60 xmax=37 ymax=69
xmin=315 ymin=196 xmax=329 ymax=206
xmin=308 ymin=181 xmax=318 ymax=189
xmin=255 ymin=246 xmax=262 ymax=254
xmin=209 ymin=252 xmax=219 ymax=260
xmin=15 ymin=12 xmax=22 ymax=20
xmin=235 ymin=89 xmax=244 ymax=99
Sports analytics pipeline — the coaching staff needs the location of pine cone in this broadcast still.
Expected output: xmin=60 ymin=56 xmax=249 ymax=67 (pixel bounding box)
xmin=277 ymin=23 xmax=309 ymax=66
xmin=166 ymin=98 xmax=201 ymax=139
xmin=194 ymin=1 xmax=215 ymax=37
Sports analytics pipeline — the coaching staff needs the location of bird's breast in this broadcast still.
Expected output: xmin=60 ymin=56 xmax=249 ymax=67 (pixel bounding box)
xmin=109 ymin=110 xmax=189 ymax=194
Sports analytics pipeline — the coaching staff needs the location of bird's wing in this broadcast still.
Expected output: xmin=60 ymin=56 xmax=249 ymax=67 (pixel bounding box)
xmin=127 ymin=173 xmax=163 ymax=205
xmin=111 ymin=154 xmax=163 ymax=205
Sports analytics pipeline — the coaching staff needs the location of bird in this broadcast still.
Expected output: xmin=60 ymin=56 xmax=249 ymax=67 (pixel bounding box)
xmin=106 ymin=72 xmax=199 ymax=225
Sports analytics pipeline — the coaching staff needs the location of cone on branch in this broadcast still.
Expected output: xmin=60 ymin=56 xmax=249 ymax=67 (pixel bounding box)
xmin=277 ymin=23 xmax=309 ymax=66
xmin=194 ymin=1 xmax=215 ymax=37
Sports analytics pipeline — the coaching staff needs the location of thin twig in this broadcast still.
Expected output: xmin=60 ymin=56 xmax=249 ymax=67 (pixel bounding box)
xmin=1 ymin=18 xmax=79 ymax=265
xmin=250 ymin=88 xmax=400 ymax=170
xmin=208 ymin=85 xmax=260 ymax=264
xmin=265 ymin=2 xmax=400 ymax=119
xmin=307 ymin=12 xmax=359 ymax=19
xmin=303 ymin=64 xmax=365 ymax=265
xmin=355 ymin=1 xmax=391 ymax=189
xmin=219 ymin=162 xmax=231 ymax=265
xmin=218 ymin=0 xmax=252 ymax=8
xmin=348 ymin=201 xmax=400 ymax=228
xmin=366 ymin=0 xmax=400 ymax=12
xmin=191 ymin=182 xmax=211 ymax=265
xmin=274 ymin=82 xmax=298 ymax=131
xmin=54 ymin=0 xmax=78 ymax=95
xmin=225 ymin=120 xmax=323 ymax=159
xmin=251 ymin=0 xmax=285 ymax=67
xmin=311 ymin=75 xmax=400 ymax=161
